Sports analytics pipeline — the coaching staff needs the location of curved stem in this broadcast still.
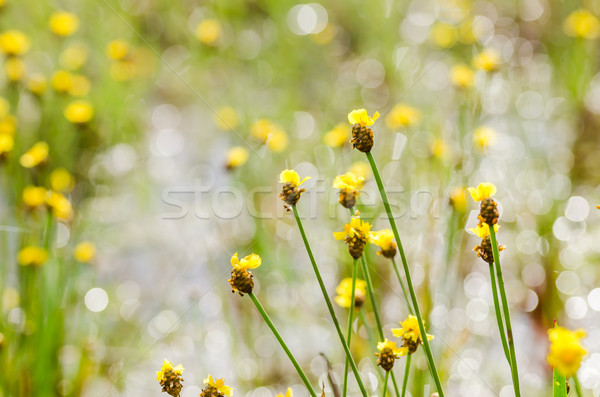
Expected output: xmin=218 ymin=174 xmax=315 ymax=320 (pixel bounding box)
xmin=249 ymin=292 xmax=317 ymax=397
xmin=487 ymin=263 xmax=511 ymax=363
xmin=343 ymin=259 xmax=359 ymax=397
xmin=489 ymin=227 xmax=520 ymax=397
xmin=573 ymin=375 xmax=583 ymax=397
xmin=366 ymin=152 xmax=444 ymax=396
xmin=292 ymin=205 xmax=368 ymax=397
xmin=401 ymin=355 xmax=411 ymax=397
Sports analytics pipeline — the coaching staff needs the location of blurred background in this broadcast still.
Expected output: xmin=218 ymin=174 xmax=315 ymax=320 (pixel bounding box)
xmin=1 ymin=0 xmax=600 ymax=396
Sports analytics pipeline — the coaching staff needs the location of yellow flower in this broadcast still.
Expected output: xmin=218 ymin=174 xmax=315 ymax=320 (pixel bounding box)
xmin=564 ymin=9 xmax=600 ymax=39
xmin=472 ymin=49 xmax=500 ymax=72
xmin=377 ymin=338 xmax=404 ymax=355
xmin=156 ymin=359 xmax=184 ymax=381
xmin=333 ymin=172 xmax=364 ymax=192
xmin=323 ymin=123 xmax=349 ymax=147
xmin=0 ymin=97 xmax=9 ymax=118
xmin=547 ymin=326 xmax=586 ymax=377
xmin=203 ymin=374 xmax=233 ymax=397
xmin=50 ymin=168 xmax=75 ymax=192
xmin=5 ymin=57 xmax=25 ymax=81
xmin=430 ymin=22 xmax=458 ymax=48
xmin=430 ymin=138 xmax=448 ymax=159
xmin=51 ymin=70 xmax=74 ymax=93
xmin=49 ymin=11 xmax=79 ymax=37
xmin=22 ymin=186 xmax=47 ymax=208
xmin=334 ymin=277 xmax=366 ymax=308
xmin=385 ymin=104 xmax=421 ymax=129
xmin=110 ymin=60 xmax=136 ymax=82
xmin=0 ymin=30 xmax=30 ymax=56
xmin=226 ymin=146 xmax=249 ymax=169
xmin=468 ymin=182 xmax=497 ymax=202
xmin=27 ymin=73 xmax=47 ymax=96
xmin=251 ymin=119 xmax=282 ymax=142
xmin=60 ymin=44 xmax=88 ymax=70
xmin=214 ymin=106 xmax=239 ymax=131
xmin=371 ymin=229 xmax=395 ymax=252
xmin=0 ymin=134 xmax=14 ymax=155
xmin=348 ymin=109 xmax=380 ymax=127
xmin=392 ymin=315 xmax=434 ymax=346
xmin=276 ymin=388 xmax=293 ymax=397
xmin=469 ymin=223 xmax=500 ymax=238
xmin=18 ymin=246 xmax=48 ymax=266
xmin=74 ymin=241 xmax=96 ymax=263
xmin=0 ymin=115 xmax=16 ymax=136
xmin=20 ymin=141 xmax=49 ymax=168
xmin=266 ymin=129 xmax=288 ymax=152
xmin=449 ymin=187 xmax=467 ymax=212
xmin=68 ymin=75 xmax=91 ymax=97
xmin=333 ymin=215 xmax=372 ymax=241
xmin=105 ymin=39 xmax=130 ymax=60
xmin=279 ymin=169 xmax=310 ymax=186
xmin=64 ymin=100 xmax=94 ymax=124
xmin=230 ymin=252 xmax=261 ymax=270
xmin=0 ymin=0 xmax=6 ymax=8
xmin=450 ymin=64 xmax=474 ymax=88
xmin=195 ymin=19 xmax=222 ymax=45
xmin=473 ymin=126 xmax=496 ymax=150
xmin=46 ymin=191 xmax=73 ymax=221
xmin=349 ymin=161 xmax=370 ymax=180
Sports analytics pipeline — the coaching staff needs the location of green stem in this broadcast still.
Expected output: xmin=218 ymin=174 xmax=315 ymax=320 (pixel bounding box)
xmin=248 ymin=292 xmax=317 ymax=397
xmin=391 ymin=257 xmax=413 ymax=315
xmin=382 ymin=371 xmax=390 ymax=397
xmin=292 ymin=205 xmax=368 ymax=397
xmin=488 ymin=263 xmax=511 ymax=363
xmin=489 ymin=227 xmax=520 ymax=397
xmin=401 ymin=355 xmax=411 ymax=397
xmin=366 ymin=151 xmax=444 ymax=396
xmin=391 ymin=371 xmax=401 ymax=397
xmin=359 ymin=255 xmax=384 ymax=340
xmin=573 ymin=375 xmax=583 ymax=397
xmin=343 ymin=259 xmax=359 ymax=397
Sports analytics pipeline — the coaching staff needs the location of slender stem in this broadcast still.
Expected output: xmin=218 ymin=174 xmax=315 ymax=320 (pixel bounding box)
xmin=487 ymin=263 xmax=511 ymax=363
xmin=382 ymin=371 xmax=390 ymax=397
xmin=292 ymin=205 xmax=368 ymax=397
xmin=359 ymin=255 xmax=384 ymax=340
xmin=391 ymin=257 xmax=413 ymax=315
xmin=343 ymin=259 xmax=359 ymax=397
xmin=573 ymin=375 xmax=583 ymax=397
xmin=489 ymin=227 xmax=520 ymax=397
xmin=366 ymin=152 xmax=444 ymax=396
xmin=391 ymin=371 xmax=401 ymax=397
xmin=401 ymin=355 xmax=411 ymax=397
xmin=249 ymin=292 xmax=317 ymax=397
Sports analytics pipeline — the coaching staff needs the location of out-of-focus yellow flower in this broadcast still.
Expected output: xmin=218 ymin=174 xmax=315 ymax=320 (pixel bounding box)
xmin=348 ymin=109 xmax=379 ymax=127
xmin=251 ymin=119 xmax=278 ymax=142
xmin=564 ymin=9 xmax=600 ymax=39
xmin=0 ymin=30 xmax=30 ymax=56
xmin=473 ymin=126 xmax=496 ymax=150
xmin=49 ymin=11 xmax=79 ymax=37
xmin=18 ymin=246 xmax=48 ymax=266
xmin=430 ymin=22 xmax=458 ymax=47
xmin=20 ymin=141 xmax=49 ymax=168
xmin=333 ymin=172 xmax=364 ymax=192
xmin=74 ymin=241 xmax=96 ymax=263
xmin=156 ymin=359 xmax=184 ymax=382
xmin=2 ymin=288 xmax=20 ymax=312
xmin=333 ymin=215 xmax=373 ymax=241
xmin=51 ymin=70 xmax=73 ymax=93
xmin=225 ymin=146 xmax=249 ymax=169
xmin=105 ymin=39 xmax=130 ymax=60
xmin=46 ymin=191 xmax=73 ymax=220
xmin=276 ymin=388 xmax=293 ymax=397
xmin=5 ymin=57 xmax=25 ymax=81
xmin=0 ymin=97 xmax=9 ymax=118
xmin=547 ymin=326 xmax=586 ymax=377
xmin=0 ymin=115 xmax=16 ymax=136
xmin=468 ymin=182 xmax=496 ymax=202
xmin=311 ymin=23 xmax=336 ymax=45
xmin=110 ymin=60 xmax=136 ymax=82
xmin=391 ymin=315 xmax=434 ymax=354
xmin=195 ymin=19 xmax=222 ymax=45
xmin=214 ymin=106 xmax=239 ymax=131
xmin=279 ymin=169 xmax=310 ymax=186
xmin=203 ymin=374 xmax=233 ymax=397
xmin=27 ymin=73 xmax=47 ymax=96
xmin=459 ymin=18 xmax=476 ymax=44
xmin=449 ymin=187 xmax=467 ymax=212
xmin=22 ymin=185 xmax=47 ymax=208
xmin=349 ymin=161 xmax=370 ymax=180
xmin=68 ymin=75 xmax=91 ymax=97
xmin=431 ymin=138 xmax=448 ymax=159
xmin=450 ymin=64 xmax=474 ymax=88
xmin=64 ymin=100 xmax=93 ymax=124
xmin=60 ymin=44 xmax=87 ymax=70
xmin=50 ymin=168 xmax=74 ymax=192
xmin=385 ymin=104 xmax=421 ymax=129
xmin=472 ymin=49 xmax=500 ymax=72
xmin=266 ymin=129 xmax=288 ymax=152
xmin=323 ymin=123 xmax=349 ymax=147
xmin=469 ymin=223 xmax=500 ymax=238
xmin=0 ymin=0 xmax=6 ymax=8
xmin=0 ymin=134 xmax=14 ymax=155
xmin=230 ymin=252 xmax=261 ymax=270
xmin=334 ymin=277 xmax=366 ymax=308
